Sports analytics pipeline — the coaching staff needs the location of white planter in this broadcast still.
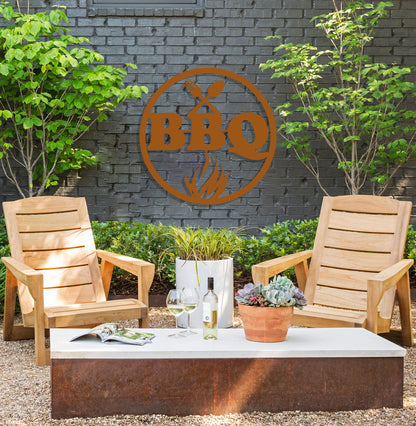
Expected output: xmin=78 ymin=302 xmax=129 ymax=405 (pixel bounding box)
xmin=176 ymin=257 xmax=233 ymax=328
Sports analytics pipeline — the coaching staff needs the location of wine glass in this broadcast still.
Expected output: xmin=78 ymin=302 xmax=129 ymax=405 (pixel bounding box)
xmin=166 ymin=289 xmax=185 ymax=338
xmin=179 ymin=285 xmax=199 ymax=335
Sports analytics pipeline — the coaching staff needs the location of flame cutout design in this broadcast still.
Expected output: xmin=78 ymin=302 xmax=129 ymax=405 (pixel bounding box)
xmin=185 ymin=153 xmax=230 ymax=201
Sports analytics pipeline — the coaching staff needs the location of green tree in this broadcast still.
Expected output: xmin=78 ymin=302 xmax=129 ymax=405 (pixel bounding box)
xmin=0 ymin=3 xmax=148 ymax=197
xmin=260 ymin=0 xmax=416 ymax=195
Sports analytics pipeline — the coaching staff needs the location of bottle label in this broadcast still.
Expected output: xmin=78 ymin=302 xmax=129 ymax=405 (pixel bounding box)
xmin=203 ymin=302 xmax=212 ymax=323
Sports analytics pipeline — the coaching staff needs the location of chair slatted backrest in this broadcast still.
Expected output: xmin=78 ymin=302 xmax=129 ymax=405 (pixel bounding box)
xmin=305 ymin=195 xmax=411 ymax=318
xmin=3 ymin=196 xmax=106 ymax=315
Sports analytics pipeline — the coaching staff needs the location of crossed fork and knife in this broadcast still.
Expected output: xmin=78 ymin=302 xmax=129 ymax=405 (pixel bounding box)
xmin=184 ymin=79 xmax=225 ymax=115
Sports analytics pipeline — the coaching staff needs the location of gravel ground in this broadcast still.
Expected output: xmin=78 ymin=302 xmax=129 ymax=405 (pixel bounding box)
xmin=1 ymin=305 xmax=416 ymax=426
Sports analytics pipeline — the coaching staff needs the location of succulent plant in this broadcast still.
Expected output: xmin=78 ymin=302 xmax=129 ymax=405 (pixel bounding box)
xmin=235 ymin=275 xmax=307 ymax=309
xmin=235 ymin=282 xmax=263 ymax=305
xmin=263 ymin=275 xmax=307 ymax=308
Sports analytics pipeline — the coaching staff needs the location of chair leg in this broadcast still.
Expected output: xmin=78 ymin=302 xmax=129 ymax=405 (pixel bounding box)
xmin=33 ymin=303 xmax=49 ymax=366
xmin=30 ymin=276 xmax=50 ymax=366
xmin=367 ymin=280 xmax=384 ymax=335
xmin=3 ymin=268 xmax=17 ymax=341
xmin=396 ymin=273 xmax=414 ymax=347
xmin=4 ymin=268 xmax=39 ymax=342
xmin=138 ymin=308 xmax=149 ymax=328
xmin=137 ymin=263 xmax=154 ymax=329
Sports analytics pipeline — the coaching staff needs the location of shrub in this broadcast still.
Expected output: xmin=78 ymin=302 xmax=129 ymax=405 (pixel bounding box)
xmin=405 ymin=224 xmax=416 ymax=267
xmin=235 ymin=219 xmax=319 ymax=277
xmin=1 ymin=216 xmax=415 ymax=313
xmin=261 ymin=0 xmax=416 ymax=196
xmin=0 ymin=5 xmax=147 ymax=197
xmin=91 ymin=221 xmax=175 ymax=284
xmin=0 ymin=215 xmax=10 ymax=311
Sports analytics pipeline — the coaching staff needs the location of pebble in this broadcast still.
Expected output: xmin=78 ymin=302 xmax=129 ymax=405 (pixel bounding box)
xmin=0 ymin=305 xmax=415 ymax=425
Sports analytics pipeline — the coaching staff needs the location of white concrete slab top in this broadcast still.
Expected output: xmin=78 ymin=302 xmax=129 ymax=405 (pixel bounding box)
xmin=50 ymin=327 xmax=406 ymax=360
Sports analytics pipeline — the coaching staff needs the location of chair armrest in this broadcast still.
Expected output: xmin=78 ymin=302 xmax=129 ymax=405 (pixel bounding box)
xmin=251 ymin=250 xmax=313 ymax=287
xmin=367 ymin=259 xmax=414 ymax=333
xmin=1 ymin=257 xmax=43 ymax=294
xmin=96 ymin=249 xmax=154 ymax=279
xmin=96 ymin=249 xmax=155 ymax=305
xmin=2 ymin=257 xmax=48 ymax=365
xmin=368 ymin=259 xmax=414 ymax=293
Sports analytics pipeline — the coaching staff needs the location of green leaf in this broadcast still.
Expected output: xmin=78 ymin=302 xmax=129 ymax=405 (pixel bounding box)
xmin=28 ymin=21 xmax=41 ymax=36
xmin=2 ymin=6 xmax=14 ymax=20
xmin=14 ymin=49 xmax=24 ymax=61
xmin=22 ymin=118 xmax=34 ymax=129
xmin=0 ymin=64 xmax=9 ymax=76
xmin=1 ymin=110 xmax=13 ymax=119
xmin=72 ymin=80 xmax=83 ymax=89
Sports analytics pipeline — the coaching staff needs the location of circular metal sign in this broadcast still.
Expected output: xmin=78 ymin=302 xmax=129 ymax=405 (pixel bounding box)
xmin=139 ymin=68 xmax=276 ymax=205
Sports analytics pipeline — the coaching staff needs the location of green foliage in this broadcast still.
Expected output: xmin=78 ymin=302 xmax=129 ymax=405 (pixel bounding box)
xmin=91 ymin=221 xmax=175 ymax=284
xmin=1 ymin=216 xmax=416 ymax=313
xmin=0 ymin=215 xmax=10 ymax=313
xmin=260 ymin=0 xmax=416 ymax=195
xmin=235 ymin=219 xmax=319 ymax=277
xmin=165 ymin=226 xmax=244 ymax=262
xmin=405 ymin=224 xmax=416 ymax=266
xmin=0 ymin=4 xmax=148 ymax=197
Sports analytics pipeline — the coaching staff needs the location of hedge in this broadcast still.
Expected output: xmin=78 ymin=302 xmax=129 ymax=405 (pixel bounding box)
xmin=0 ymin=217 xmax=415 ymax=313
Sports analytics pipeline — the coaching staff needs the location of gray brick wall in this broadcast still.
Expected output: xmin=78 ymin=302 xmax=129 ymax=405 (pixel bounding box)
xmin=1 ymin=0 xmax=416 ymax=228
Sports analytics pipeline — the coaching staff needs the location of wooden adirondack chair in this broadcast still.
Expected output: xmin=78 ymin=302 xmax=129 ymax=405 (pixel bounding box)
xmin=1 ymin=196 xmax=155 ymax=366
xmin=252 ymin=195 xmax=414 ymax=346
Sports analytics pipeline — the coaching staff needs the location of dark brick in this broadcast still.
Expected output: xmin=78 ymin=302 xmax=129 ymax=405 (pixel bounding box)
xmin=1 ymin=0 xmax=416 ymax=229
xmin=107 ymin=18 xmax=136 ymax=26
xmin=96 ymin=27 xmax=125 ymax=37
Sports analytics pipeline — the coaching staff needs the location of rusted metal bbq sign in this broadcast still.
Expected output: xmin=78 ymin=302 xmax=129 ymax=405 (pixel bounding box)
xmin=139 ymin=68 xmax=276 ymax=205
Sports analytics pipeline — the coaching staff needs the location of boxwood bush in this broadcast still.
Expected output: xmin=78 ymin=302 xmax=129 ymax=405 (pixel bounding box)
xmin=91 ymin=221 xmax=175 ymax=284
xmin=0 ymin=216 xmax=415 ymax=313
xmin=235 ymin=219 xmax=319 ymax=277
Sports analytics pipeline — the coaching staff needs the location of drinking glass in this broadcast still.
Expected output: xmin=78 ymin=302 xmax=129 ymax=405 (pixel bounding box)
xmin=179 ymin=286 xmax=199 ymax=335
xmin=166 ymin=289 xmax=185 ymax=338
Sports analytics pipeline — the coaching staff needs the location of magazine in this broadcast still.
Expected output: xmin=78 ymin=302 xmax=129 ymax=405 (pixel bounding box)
xmin=70 ymin=323 xmax=155 ymax=346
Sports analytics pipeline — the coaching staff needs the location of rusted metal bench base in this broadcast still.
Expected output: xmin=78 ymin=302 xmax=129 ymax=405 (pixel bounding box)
xmin=51 ymin=356 xmax=403 ymax=419
xmin=50 ymin=328 xmax=405 ymax=419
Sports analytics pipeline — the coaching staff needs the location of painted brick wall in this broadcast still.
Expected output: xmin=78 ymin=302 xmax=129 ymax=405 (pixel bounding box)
xmin=1 ymin=0 xmax=416 ymax=227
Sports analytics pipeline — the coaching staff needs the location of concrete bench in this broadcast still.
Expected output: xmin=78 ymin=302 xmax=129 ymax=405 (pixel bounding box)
xmin=50 ymin=327 xmax=405 ymax=419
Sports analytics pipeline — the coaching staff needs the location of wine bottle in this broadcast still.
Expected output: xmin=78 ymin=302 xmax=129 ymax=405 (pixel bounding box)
xmin=203 ymin=277 xmax=218 ymax=340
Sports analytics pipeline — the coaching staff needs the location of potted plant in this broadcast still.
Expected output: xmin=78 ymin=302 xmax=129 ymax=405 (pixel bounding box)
xmin=236 ymin=275 xmax=307 ymax=342
xmin=168 ymin=226 xmax=243 ymax=328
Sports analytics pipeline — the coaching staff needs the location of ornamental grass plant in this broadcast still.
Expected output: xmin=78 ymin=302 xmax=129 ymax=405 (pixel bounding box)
xmin=166 ymin=226 xmax=244 ymax=261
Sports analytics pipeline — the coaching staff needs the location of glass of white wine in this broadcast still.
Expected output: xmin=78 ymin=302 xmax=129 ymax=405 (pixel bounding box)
xmin=166 ymin=289 xmax=185 ymax=338
xmin=179 ymin=285 xmax=199 ymax=335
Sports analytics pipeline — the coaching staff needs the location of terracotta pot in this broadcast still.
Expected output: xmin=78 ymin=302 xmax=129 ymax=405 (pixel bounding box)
xmin=238 ymin=303 xmax=294 ymax=343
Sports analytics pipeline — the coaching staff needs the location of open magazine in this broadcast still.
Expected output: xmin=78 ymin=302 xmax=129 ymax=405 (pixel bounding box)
xmin=70 ymin=323 xmax=155 ymax=346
